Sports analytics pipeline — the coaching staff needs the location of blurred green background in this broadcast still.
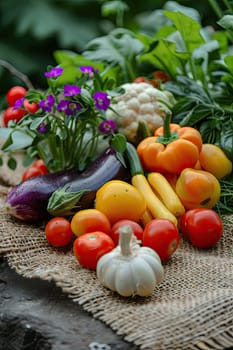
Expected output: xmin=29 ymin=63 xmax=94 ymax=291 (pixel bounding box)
xmin=0 ymin=0 xmax=221 ymax=109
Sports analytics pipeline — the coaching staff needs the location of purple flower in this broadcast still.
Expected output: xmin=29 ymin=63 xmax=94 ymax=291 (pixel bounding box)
xmin=13 ymin=97 xmax=25 ymax=110
xmin=93 ymin=91 xmax=110 ymax=111
xmin=63 ymin=84 xmax=81 ymax=97
xmin=37 ymin=121 xmax=47 ymax=133
xmin=99 ymin=120 xmax=116 ymax=134
xmin=44 ymin=67 xmax=64 ymax=78
xmin=57 ymin=99 xmax=81 ymax=115
xmin=80 ymin=65 xmax=97 ymax=77
xmin=39 ymin=94 xmax=56 ymax=113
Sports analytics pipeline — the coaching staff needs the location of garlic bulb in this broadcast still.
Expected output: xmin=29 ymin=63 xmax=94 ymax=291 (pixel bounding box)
xmin=96 ymin=225 xmax=164 ymax=297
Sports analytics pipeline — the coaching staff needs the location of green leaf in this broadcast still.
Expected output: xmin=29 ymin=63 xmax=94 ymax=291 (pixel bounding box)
xmin=224 ymin=55 xmax=233 ymax=74
xmin=218 ymin=15 xmax=233 ymax=32
xmin=217 ymin=123 xmax=233 ymax=161
xmin=111 ymin=133 xmax=127 ymax=153
xmin=22 ymin=153 xmax=34 ymax=167
xmin=163 ymin=10 xmax=204 ymax=54
xmin=1 ymin=130 xmax=34 ymax=151
xmin=141 ymin=40 xmax=185 ymax=79
xmin=29 ymin=117 xmax=46 ymax=131
xmin=192 ymin=40 xmax=219 ymax=60
xmin=54 ymin=51 xmax=104 ymax=82
xmin=47 ymin=186 xmax=89 ymax=217
xmin=83 ymin=28 xmax=144 ymax=82
xmin=101 ymin=1 xmax=129 ymax=17
xmin=164 ymin=1 xmax=201 ymax=23
xmin=111 ymin=133 xmax=127 ymax=167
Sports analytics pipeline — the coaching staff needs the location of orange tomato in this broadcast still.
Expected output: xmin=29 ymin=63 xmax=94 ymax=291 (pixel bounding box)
xmin=175 ymin=168 xmax=221 ymax=209
xmin=95 ymin=180 xmax=147 ymax=224
xmin=71 ymin=209 xmax=111 ymax=237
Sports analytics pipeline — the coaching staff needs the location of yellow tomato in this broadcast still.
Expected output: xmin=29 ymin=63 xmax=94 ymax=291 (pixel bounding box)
xmin=95 ymin=180 xmax=147 ymax=224
xmin=199 ymin=144 xmax=232 ymax=179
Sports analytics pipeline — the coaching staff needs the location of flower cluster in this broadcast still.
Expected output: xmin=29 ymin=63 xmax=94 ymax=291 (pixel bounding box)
xmin=11 ymin=65 xmax=117 ymax=172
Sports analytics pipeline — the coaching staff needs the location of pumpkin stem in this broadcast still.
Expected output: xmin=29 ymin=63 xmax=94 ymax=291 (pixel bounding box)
xmin=118 ymin=225 xmax=133 ymax=256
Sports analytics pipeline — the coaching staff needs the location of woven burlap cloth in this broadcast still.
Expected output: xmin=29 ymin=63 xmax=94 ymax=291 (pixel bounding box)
xmin=0 ymin=169 xmax=233 ymax=350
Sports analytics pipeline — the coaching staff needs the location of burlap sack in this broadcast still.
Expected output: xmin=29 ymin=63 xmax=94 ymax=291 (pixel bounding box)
xmin=0 ymin=175 xmax=233 ymax=350
xmin=0 ymin=113 xmax=27 ymax=186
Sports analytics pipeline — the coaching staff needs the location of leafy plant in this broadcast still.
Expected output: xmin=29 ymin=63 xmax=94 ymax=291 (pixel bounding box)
xmin=0 ymin=65 xmax=123 ymax=172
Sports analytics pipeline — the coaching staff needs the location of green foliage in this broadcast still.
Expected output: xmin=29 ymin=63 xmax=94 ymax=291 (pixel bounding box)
xmin=0 ymin=0 xmax=103 ymax=107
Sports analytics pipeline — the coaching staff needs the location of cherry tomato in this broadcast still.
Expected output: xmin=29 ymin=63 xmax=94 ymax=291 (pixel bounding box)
xmin=45 ymin=217 xmax=73 ymax=247
xmin=73 ymin=231 xmax=115 ymax=270
xmin=6 ymin=86 xmax=27 ymax=106
xmin=95 ymin=180 xmax=147 ymax=224
xmin=133 ymin=76 xmax=149 ymax=83
xmin=180 ymin=208 xmax=223 ymax=248
xmin=33 ymin=159 xmax=49 ymax=174
xmin=23 ymin=99 xmax=39 ymax=113
xmin=21 ymin=166 xmax=45 ymax=181
xmin=153 ymin=71 xmax=170 ymax=83
xmin=142 ymin=219 xmax=180 ymax=261
xmin=111 ymin=219 xmax=144 ymax=245
xmin=3 ymin=106 xmax=26 ymax=126
xmin=71 ymin=209 xmax=111 ymax=237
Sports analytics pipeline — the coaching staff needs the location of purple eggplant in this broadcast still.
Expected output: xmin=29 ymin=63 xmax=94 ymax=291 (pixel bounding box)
xmin=5 ymin=147 xmax=129 ymax=223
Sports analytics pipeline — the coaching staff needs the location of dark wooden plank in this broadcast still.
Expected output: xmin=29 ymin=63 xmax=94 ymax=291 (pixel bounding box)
xmin=0 ymin=257 xmax=139 ymax=350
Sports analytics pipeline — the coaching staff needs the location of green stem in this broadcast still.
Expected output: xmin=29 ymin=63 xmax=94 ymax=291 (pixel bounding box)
xmin=124 ymin=63 xmax=135 ymax=82
xmin=0 ymin=59 xmax=34 ymax=89
xmin=222 ymin=0 xmax=233 ymax=12
xmin=163 ymin=113 xmax=172 ymax=139
xmin=156 ymin=112 xmax=179 ymax=145
xmin=207 ymin=0 xmax=224 ymax=18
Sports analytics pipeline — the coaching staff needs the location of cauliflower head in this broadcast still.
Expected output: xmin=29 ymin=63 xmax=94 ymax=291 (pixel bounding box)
xmin=107 ymin=82 xmax=175 ymax=144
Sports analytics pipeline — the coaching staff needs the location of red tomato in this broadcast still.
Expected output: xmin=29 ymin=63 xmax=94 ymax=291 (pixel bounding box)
xmin=45 ymin=217 xmax=73 ymax=247
xmin=33 ymin=159 xmax=49 ymax=174
xmin=6 ymin=86 xmax=27 ymax=106
xmin=153 ymin=71 xmax=170 ymax=83
xmin=111 ymin=219 xmax=144 ymax=245
xmin=180 ymin=208 xmax=223 ymax=248
xmin=21 ymin=166 xmax=44 ymax=181
xmin=142 ymin=219 xmax=180 ymax=261
xmin=3 ymin=106 xmax=26 ymax=126
xmin=73 ymin=231 xmax=115 ymax=270
xmin=23 ymin=99 xmax=39 ymax=113
xmin=133 ymin=76 xmax=149 ymax=83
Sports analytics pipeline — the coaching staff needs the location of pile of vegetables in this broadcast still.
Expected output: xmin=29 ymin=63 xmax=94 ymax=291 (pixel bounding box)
xmin=1 ymin=0 xmax=233 ymax=297
xmin=2 ymin=102 xmax=231 ymax=297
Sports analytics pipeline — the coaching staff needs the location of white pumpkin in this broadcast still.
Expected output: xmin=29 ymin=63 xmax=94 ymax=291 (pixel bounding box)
xmin=96 ymin=225 xmax=164 ymax=297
